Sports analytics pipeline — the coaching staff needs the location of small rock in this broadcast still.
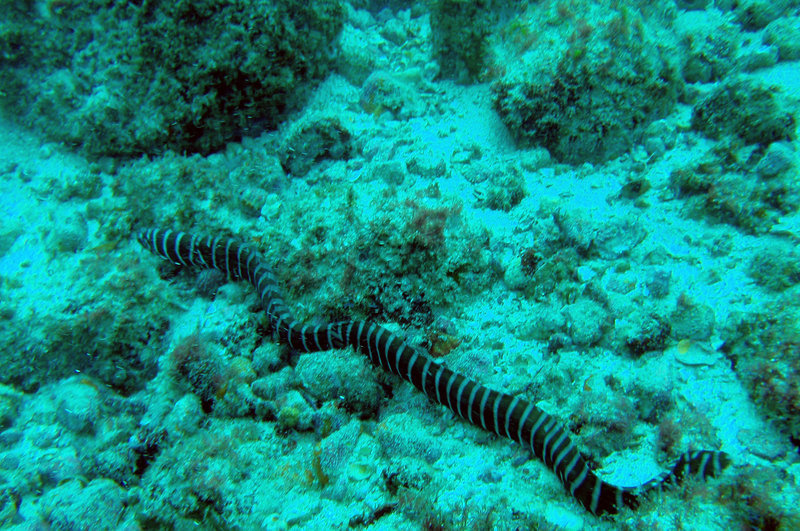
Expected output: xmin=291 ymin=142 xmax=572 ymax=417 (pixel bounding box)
xmin=503 ymin=257 xmax=528 ymax=291
xmin=56 ymin=379 xmax=101 ymax=434
xmin=380 ymin=18 xmax=407 ymax=46
xmin=0 ymin=428 xmax=22 ymax=445
xmin=51 ymin=221 xmax=88 ymax=254
xmin=276 ymin=390 xmax=314 ymax=431
xmin=350 ymin=9 xmax=375 ymax=30
xmin=296 ymin=350 xmax=383 ymax=417
xmin=623 ymin=313 xmax=671 ymax=357
xmin=195 ymin=269 xmax=227 ymax=298
xmin=40 ymin=479 xmax=126 ymax=530
xmin=0 ymin=224 xmax=23 ymax=257
xmin=645 ymin=120 xmax=678 ymax=148
xmin=644 ymin=137 xmax=667 ymax=158
xmin=164 ymin=394 xmax=204 ymax=436
xmin=279 ymin=113 xmax=352 ymax=177
xmin=515 ymin=303 xmax=566 ymax=342
xmin=406 ymin=152 xmax=446 ymax=178
xmin=262 ymin=514 xmax=289 ymax=531
xmin=676 ymin=0 xmax=710 ymax=10
xmin=739 ymin=428 xmax=786 ymax=460
xmin=376 ymin=413 xmax=442 ymax=464
xmin=251 ymin=343 xmax=283 ymax=375
xmin=320 ymin=420 xmax=361 ymax=479
xmin=347 ymin=461 xmax=375 ymax=481
xmin=671 ymin=301 xmax=715 ymax=340
xmin=0 ymin=385 xmax=23 ymax=427
xmin=359 ymin=71 xmax=416 ymax=118
xmin=645 ymin=270 xmax=671 ymax=299
xmin=371 ymin=160 xmax=406 ymax=185
xmin=755 ymin=142 xmax=795 ymax=179
xmin=563 ymin=298 xmax=608 ymax=347
xmin=518 ymin=148 xmax=552 ymax=171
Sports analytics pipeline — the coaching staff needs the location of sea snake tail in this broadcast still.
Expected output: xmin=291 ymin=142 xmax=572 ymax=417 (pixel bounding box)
xmin=136 ymin=228 xmax=730 ymax=516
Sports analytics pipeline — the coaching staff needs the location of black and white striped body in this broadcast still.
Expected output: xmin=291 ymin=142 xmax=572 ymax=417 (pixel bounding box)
xmin=137 ymin=228 xmax=729 ymax=516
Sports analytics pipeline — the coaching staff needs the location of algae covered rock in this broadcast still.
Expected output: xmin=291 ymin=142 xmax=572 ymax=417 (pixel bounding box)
xmin=0 ymin=0 xmax=344 ymax=158
xmin=691 ymin=77 xmax=796 ymax=145
xmin=722 ymin=296 xmax=800 ymax=443
xmin=430 ymin=0 xmax=495 ymax=83
xmin=763 ymin=16 xmax=800 ymax=61
xmin=676 ymin=9 xmax=741 ymax=83
xmin=279 ymin=113 xmax=353 ymax=177
xmin=492 ymin=3 xmax=683 ymax=164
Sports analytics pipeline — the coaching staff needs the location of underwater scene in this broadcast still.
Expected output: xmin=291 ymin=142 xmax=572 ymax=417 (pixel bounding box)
xmin=1 ymin=0 xmax=799 ymax=529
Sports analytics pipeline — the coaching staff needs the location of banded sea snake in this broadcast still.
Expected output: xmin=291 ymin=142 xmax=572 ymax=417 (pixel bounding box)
xmin=137 ymin=227 xmax=730 ymax=517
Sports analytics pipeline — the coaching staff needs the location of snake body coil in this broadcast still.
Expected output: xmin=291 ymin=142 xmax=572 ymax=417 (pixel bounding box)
xmin=137 ymin=228 xmax=729 ymax=516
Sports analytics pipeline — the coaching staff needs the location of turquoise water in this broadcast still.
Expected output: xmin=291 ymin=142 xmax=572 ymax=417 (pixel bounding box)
xmin=0 ymin=1 xmax=799 ymax=529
